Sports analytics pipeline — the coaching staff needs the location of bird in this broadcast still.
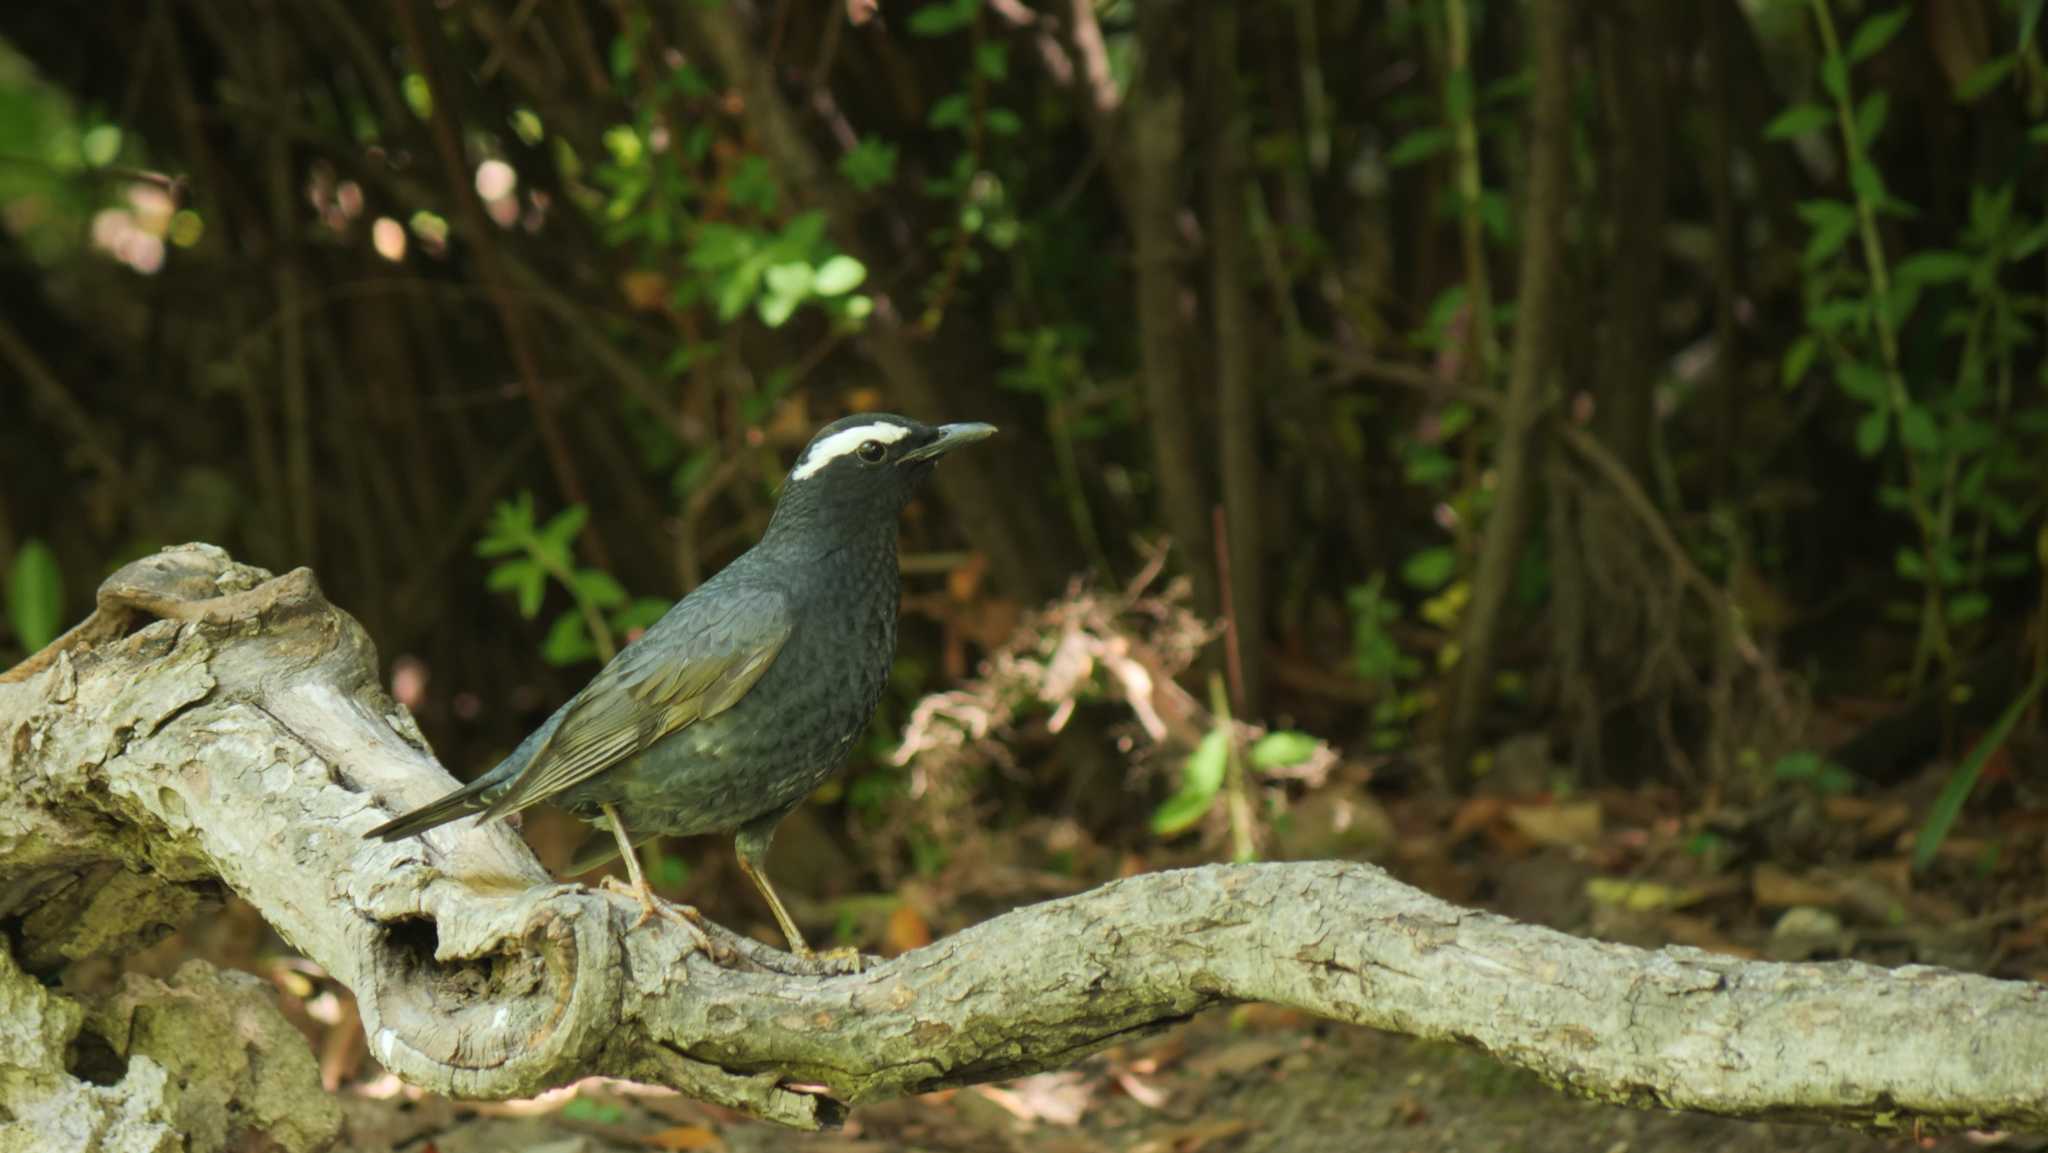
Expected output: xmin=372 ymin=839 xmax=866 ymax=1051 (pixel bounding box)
xmin=366 ymin=414 xmax=997 ymax=960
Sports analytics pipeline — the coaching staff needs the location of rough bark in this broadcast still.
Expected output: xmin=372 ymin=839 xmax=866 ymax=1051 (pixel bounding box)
xmin=1444 ymin=0 xmax=1574 ymax=777
xmin=5 ymin=545 xmax=2048 ymax=1146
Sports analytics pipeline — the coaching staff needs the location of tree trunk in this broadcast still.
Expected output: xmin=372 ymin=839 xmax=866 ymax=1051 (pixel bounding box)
xmin=1592 ymin=0 xmax=1669 ymax=483
xmin=1131 ymin=0 xmax=1215 ymax=615
xmin=1444 ymin=0 xmax=1575 ymax=777
xmin=1204 ymin=4 xmax=1264 ymax=714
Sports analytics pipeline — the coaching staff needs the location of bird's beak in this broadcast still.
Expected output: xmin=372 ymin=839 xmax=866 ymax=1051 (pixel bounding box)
xmin=901 ymin=422 xmax=997 ymax=463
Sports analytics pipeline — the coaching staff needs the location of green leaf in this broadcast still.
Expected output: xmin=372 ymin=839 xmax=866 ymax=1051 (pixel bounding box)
xmin=758 ymin=288 xmax=801 ymax=328
xmin=1914 ymin=670 xmax=2048 ymax=873
xmin=1853 ymin=91 xmax=1888 ymax=147
xmin=907 ymin=0 xmax=977 ymax=36
xmin=1846 ymin=8 xmax=1910 ymax=64
xmin=1899 ymin=405 xmax=1940 ymax=454
xmin=838 ymin=136 xmax=899 ymax=192
xmin=1151 ymin=727 xmax=1230 ymax=836
xmin=1401 ymin=546 xmax=1458 ymax=591
xmin=1386 ymin=127 xmax=1452 ymax=168
xmin=1834 ymin=361 xmax=1887 ymax=403
xmin=542 ymin=612 xmax=598 ymax=666
xmin=812 ymin=255 xmax=866 ymax=296
xmin=1803 ymin=215 xmax=1857 ymax=267
xmin=687 ymin=222 xmax=754 ymax=271
xmin=1856 ymin=408 xmax=1889 ymax=457
xmin=1250 ymin=730 xmax=1320 ymax=770
xmin=537 ymin=504 xmax=589 ymax=566
xmin=1850 ymin=160 xmax=1888 ymax=206
xmin=1781 ymin=335 xmax=1819 ymax=388
xmin=1795 ymin=199 xmax=1856 ymax=230
xmin=1947 ymin=592 xmax=1990 ymax=625
xmin=573 ymin=569 xmax=628 ymax=610
xmin=8 ymin=539 xmax=62 ymax=650
xmin=1402 ymin=446 xmax=1456 ymax=488
xmin=723 ymin=155 xmax=778 ymax=213
xmin=764 ymin=261 xmax=813 ymax=300
xmin=715 ymin=256 xmax=768 ymax=322
xmin=1894 ymin=249 xmax=1974 ymax=285
xmin=975 ymin=40 xmax=1009 ymax=81
xmin=1444 ymin=68 xmax=1474 ymax=122
xmin=486 ymin=558 xmax=534 ymax=593
xmin=1437 ymin=403 xmax=1475 ymax=439
xmin=560 ymin=1097 xmax=626 ymax=1125
xmin=1772 ymin=749 xmax=1823 ymax=783
xmin=758 ymin=262 xmax=813 ymax=327
xmin=478 ymin=492 xmax=537 ymax=556
xmin=1893 ymin=547 xmax=1924 ymax=581
xmin=928 ymin=93 xmax=970 ymax=131
xmin=1820 ymin=55 xmax=1848 ymax=102
xmin=1956 ymin=55 xmax=2016 ymax=102
xmin=1765 ymin=102 xmax=1832 ymax=139
xmin=488 ymin=560 xmax=547 ymax=619
xmin=986 ymin=107 xmax=1024 ymax=137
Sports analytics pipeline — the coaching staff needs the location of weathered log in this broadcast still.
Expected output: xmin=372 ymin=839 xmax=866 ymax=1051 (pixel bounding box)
xmin=3 ymin=545 xmax=2044 ymax=1146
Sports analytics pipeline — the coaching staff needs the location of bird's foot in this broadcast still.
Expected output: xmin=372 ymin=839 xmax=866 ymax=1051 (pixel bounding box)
xmin=598 ymin=876 xmax=730 ymax=963
xmin=792 ymin=943 xmax=869 ymax=976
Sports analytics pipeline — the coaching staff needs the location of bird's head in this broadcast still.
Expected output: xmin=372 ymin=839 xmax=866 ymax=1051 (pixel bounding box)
xmin=768 ymin=413 xmax=997 ymax=534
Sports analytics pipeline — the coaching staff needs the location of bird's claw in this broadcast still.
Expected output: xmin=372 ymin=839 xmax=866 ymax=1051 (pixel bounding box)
xmin=598 ymin=876 xmax=731 ymax=963
xmin=793 ymin=944 xmax=869 ymax=975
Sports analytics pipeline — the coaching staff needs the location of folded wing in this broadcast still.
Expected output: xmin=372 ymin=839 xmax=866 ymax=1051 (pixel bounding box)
xmin=476 ymin=586 xmax=792 ymax=821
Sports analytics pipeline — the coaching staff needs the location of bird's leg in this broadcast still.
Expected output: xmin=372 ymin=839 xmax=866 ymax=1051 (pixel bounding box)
xmin=735 ymin=815 xmax=866 ymax=973
xmin=598 ymin=804 xmax=710 ymax=943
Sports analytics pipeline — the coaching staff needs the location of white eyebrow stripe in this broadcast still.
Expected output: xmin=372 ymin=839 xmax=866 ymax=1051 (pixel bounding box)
xmin=791 ymin=422 xmax=912 ymax=481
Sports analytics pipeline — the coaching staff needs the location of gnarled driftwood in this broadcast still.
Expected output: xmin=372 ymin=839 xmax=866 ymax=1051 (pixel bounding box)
xmin=3 ymin=545 xmax=2045 ymax=1148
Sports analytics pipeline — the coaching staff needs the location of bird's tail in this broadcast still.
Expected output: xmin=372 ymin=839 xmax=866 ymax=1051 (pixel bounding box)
xmin=364 ymin=777 xmax=494 ymax=841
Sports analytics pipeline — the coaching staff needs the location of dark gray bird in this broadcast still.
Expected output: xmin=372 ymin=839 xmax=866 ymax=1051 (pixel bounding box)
xmin=366 ymin=414 xmax=996 ymax=958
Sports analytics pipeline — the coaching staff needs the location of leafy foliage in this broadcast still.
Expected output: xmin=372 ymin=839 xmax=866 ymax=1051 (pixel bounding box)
xmin=478 ymin=494 xmax=669 ymax=667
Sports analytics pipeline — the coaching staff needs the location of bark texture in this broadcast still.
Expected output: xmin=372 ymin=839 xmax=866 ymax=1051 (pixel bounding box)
xmin=4 ymin=545 xmax=2048 ymax=1147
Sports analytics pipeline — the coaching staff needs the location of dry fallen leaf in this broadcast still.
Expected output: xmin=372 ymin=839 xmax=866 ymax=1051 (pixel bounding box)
xmin=1112 ymin=1067 xmax=1169 ymax=1109
xmin=1136 ymin=1118 xmax=1250 ymax=1153
xmin=1182 ymin=1038 xmax=1295 ymax=1079
xmin=648 ymin=1125 xmax=727 ymax=1151
xmin=883 ymin=904 xmax=932 ymax=955
xmin=1752 ymin=863 xmax=1843 ymax=909
xmin=1504 ymin=799 xmax=1602 ymax=847
xmin=619 ymin=270 xmax=670 ymax=312
xmin=1660 ymin=912 xmax=1760 ymax=958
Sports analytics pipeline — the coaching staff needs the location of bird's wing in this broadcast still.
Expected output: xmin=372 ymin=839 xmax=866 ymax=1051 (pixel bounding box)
xmin=477 ymin=586 xmax=793 ymax=820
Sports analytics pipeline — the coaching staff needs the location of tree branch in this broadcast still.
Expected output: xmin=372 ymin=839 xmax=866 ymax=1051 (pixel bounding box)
xmin=5 ymin=545 xmax=2048 ymax=1140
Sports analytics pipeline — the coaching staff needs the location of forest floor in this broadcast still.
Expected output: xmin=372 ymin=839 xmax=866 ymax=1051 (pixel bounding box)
xmin=298 ymin=749 xmax=2048 ymax=1153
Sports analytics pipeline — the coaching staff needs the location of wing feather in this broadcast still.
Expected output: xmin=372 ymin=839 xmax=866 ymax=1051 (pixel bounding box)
xmin=478 ymin=587 xmax=792 ymax=820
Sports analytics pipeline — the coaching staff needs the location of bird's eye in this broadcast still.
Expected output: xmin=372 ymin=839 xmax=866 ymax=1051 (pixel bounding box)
xmin=856 ymin=440 xmax=887 ymax=463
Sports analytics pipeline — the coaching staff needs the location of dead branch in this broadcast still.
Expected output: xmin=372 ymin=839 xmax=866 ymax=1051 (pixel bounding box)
xmin=4 ymin=545 xmax=2047 ymax=1145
